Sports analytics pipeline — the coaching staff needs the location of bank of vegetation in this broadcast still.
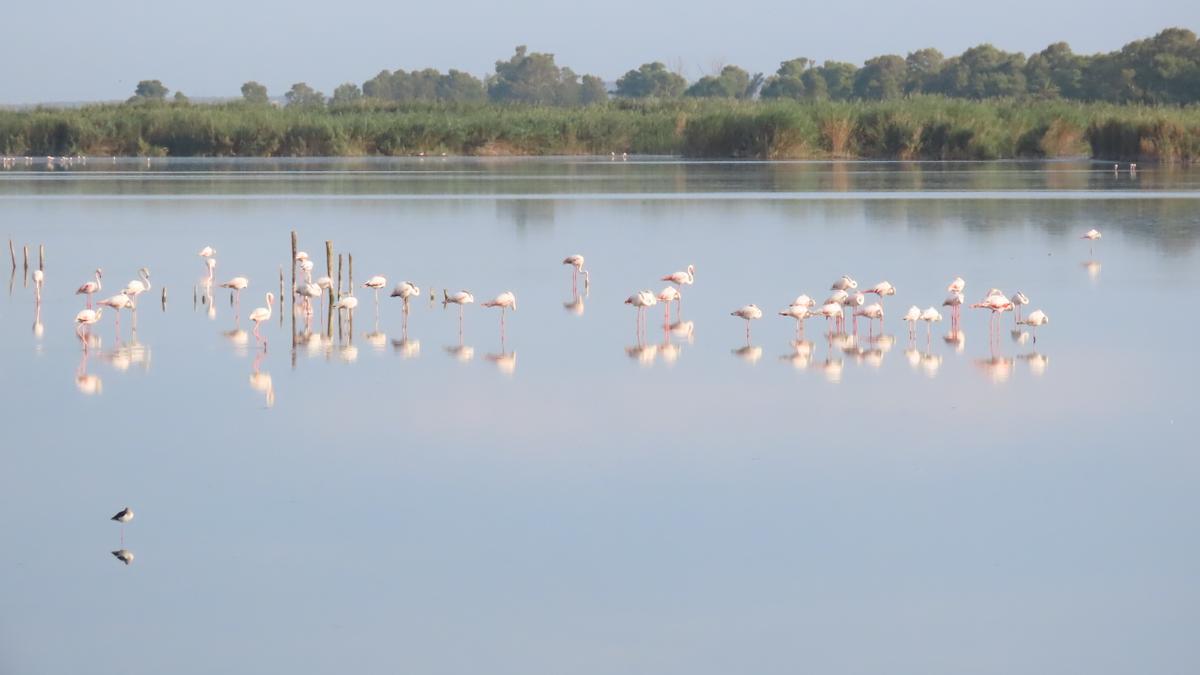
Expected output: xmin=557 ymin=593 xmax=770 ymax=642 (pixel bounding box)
xmin=2 ymin=28 xmax=1198 ymax=161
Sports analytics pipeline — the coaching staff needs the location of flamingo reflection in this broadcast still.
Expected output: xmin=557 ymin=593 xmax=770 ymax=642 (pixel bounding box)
xmin=250 ymin=349 xmax=275 ymax=407
xmin=111 ymin=549 xmax=134 ymax=566
xmin=780 ymin=339 xmax=814 ymax=369
xmin=75 ymin=349 xmax=102 ymax=394
xmin=485 ymin=351 xmax=517 ymax=374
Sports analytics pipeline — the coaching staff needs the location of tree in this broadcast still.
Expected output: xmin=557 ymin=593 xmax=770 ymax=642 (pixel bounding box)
xmin=580 ymin=75 xmax=608 ymax=104
xmin=437 ymin=70 xmax=486 ymax=102
xmin=173 ymin=91 xmax=189 ymax=104
xmin=615 ymin=62 xmax=687 ymax=98
xmin=285 ymin=82 xmax=325 ymax=109
xmin=904 ymin=48 xmax=944 ymax=94
xmin=1025 ymin=43 xmax=1084 ymax=98
xmin=488 ymin=45 xmax=581 ymax=105
xmin=331 ymin=82 xmax=363 ymax=106
xmin=816 ymin=61 xmax=858 ymax=99
xmin=931 ymin=44 xmax=1026 ymax=98
xmin=854 ymin=55 xmax=906 ymax=99
xmin=241 ymin=81 xmax=269 ymax=104
xmin=685 ymin=65 xmax=751 ymax=98
xmin=129 ymin=79 xmax=168 ymax=102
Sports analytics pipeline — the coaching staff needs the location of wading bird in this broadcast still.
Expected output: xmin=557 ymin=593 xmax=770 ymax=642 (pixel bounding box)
xmin=657 ymin=287 xmax=681 ymax=326
xmin=74 ymin=307 xmax=103 ymax=341
xmin=98 ymin=294 xmax=134 ymax=333
xmin=779 ymin=304 xmax=818 ymax=338
xmin=624 ymin=290 xmax=657 ymax=337
xmin=443 ymin=290 xmax=475 ymax=336
xmin=1018 ymin=309 xmax=1050 ymax=342
xmin=562 ymin=254 xmax=588 ymax=293
xmin=730 ymin=304 xmax=763 ymax=341
xmin=75 ymin=268 xmax=103 ymax=308
xmin=919 ymin=307 xmax=942 ymax=341
xmin=831 ymin=275 xmax=858 ymax=291
xmin=1010 ymin=291 xmax=1029 ymax=322
xmin=865 ymin=281 xmax=895 ymax=303
xmin=221 ymin=276 xmax=250 ymax=309
xmin=111 ymin=507 xmax=133 ymax=545
xmin=390 ymin=281 xmax=420 ymax=326
xmin=482 ymin=291 xmax=517 ymax=339
xmin=122 ymin=267 xmax=151 ymax=306
xmin=902 ymin=305 xmax=922 ymax=340
xmin=249 ymin=292 xmax=274 ymax=344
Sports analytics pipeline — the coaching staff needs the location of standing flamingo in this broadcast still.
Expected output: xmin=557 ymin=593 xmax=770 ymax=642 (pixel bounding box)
xmin=111 ymin=507 xmax=133 ymax=546
xmin=220 ymin=276 xmax=250 ymax=309
xmin=971 ymin=293 xmax=1014 ymax=338
xmin=948 ymin=276 xmax=965 ymax=294
xmin=443 ymin=290 xmax=475 ymax=336
xmin=817 ymin=302 xmax=843 ymax=332
xmin=363 ymin=275 xmax=388 ymax=309
xmin=865 ymin=281 xmax=895 ymax=304
xmin=624 ymin=290 xmax=657 ymax=338
xmin=122 ymin=267 xmax=152 ymax=305
xmin=98 ymin=294 xmax=134 ymax=334
xmin=943 ymin=291 xmax=965 ymax=330
xmin=790 ymin=294 xmax=816 ymax=309
xmin=75 ymin=268 xmax=103 ymax=308
xmin=902 ymin=305 xmax=921 ymax=340
xmin=779 ymin=304 xmax=818 ymax=338
xmin=562 ymin=254 xmax=589 ymax=293
xmin=1018 ymin=309 xmax=1050 ymax=342
xmin=198 ymin=246 xmax=216 ymax=258
xmin=661 ymin=264 xmax=695 ymax=311
xmin=74 ymin=307 xmax=103 ymax=342
xmin=830 ymin=275 xmax=858 ymax=291
xmin=845 ymin=292 xmax=866 ymax=334
xmin=854 ymin=303 xmax=884 ymax=335
xmin=657 ymin=287 xmax=681 ymax=327
xmin=249 ymin=292 xmax=274 ymax=344
xmin=482 ymin=291 xmax=517 ymax=341
xmin=1010 ymin=291 xmax=1029 ymax=322
xmin=390 ymin=281 xmax=421 ymax=328
xmin=730 ymin=304 xmax=763 ymax=341
xmin=1082 ymin=228 xmax=1101 ymax=254
xmin=919 ymin=307 xmax=942 ymax=343
xmin=298 ymin=282 xmax=322 ymax=317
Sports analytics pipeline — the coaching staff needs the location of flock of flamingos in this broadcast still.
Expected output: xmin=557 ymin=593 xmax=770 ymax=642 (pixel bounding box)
xmin=14 ymin=225 xmax=1100 ymax=401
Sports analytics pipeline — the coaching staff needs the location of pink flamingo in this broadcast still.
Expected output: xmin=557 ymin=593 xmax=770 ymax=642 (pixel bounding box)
xmin=482 ymin=291 xmax=517 ymax=341
xmin=730 ymin=304 xmax=763 ymax=341
xmin=562 ymin=254 xmax=589 ymax=293
xmin=249 ymin=292 xmax=274 ymax=345
xmin=75 ymin=268 xmax=103 ymax=308
xmin=624 ymin=290 xmax=657 ymax=339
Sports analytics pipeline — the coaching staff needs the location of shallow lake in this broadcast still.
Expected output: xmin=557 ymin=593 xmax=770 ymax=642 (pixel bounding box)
xmin=1 ymin=158 xmax=1197 ymax=674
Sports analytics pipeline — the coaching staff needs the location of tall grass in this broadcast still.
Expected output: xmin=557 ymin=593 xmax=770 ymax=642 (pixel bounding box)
xmin=1 ymin=97 xmax=1196 ymax=161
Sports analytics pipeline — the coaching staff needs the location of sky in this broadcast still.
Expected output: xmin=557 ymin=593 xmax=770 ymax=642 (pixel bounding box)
xmin=2 ymin=0 xmax=1197 ymax=103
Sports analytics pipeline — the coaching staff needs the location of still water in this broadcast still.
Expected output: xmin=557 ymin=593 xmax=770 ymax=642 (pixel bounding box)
xmin=1 ymin=158 xmax=1197 ymax=674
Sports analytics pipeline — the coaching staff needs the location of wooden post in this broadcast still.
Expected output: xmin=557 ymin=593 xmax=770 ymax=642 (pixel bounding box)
xmin=161 ymin=287 xmax=167 ymax=311
xmin=325 ymin=240 xmax=334 ymax=336
xmin=336 ymin=254 xmax=343 ymax=342
xmin=7 ymin=238 xmax=14 ymax=269
xmin=278 ymin=266 xmax=284 ymax=325
xmin=290 ymin=231 xmax=297 ymax=337
xmin=38 ymin=244 xmax=44 ymax=271
xmin=348 ymin=253 xmax=353 ymax=291
xmin=22 ymin=245 xmax=28 ymax=273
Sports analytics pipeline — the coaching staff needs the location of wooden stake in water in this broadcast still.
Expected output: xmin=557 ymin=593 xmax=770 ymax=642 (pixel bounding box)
xmin=161 ymin=287 xmax=167 ymax=311
xmin=7 ymin=238 xmax=14 ymax=269
xmin=348 ymin=253 xmax=353 ymax=291
xmin=325 ymin=240 xmax=334 ymax=336
xmin=336 ymin=254 xmax=344 ymax=341
xmin=23 ymin=244 xmax=28 ymax=273
xmin=278 ymin=265 xmax=284 ymax=326
xmin=38 ymin=244 xmax=44 ymax=271
xmin=290 ymin=231 xmax=297 ymax=336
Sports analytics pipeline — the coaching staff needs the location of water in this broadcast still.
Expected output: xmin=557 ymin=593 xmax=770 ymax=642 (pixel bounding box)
xmin=1 ymin=158 xmax=1197 ymax=675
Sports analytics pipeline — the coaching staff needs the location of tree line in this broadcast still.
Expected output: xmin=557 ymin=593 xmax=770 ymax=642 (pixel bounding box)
xmin=122 ymin=29 xmax=1200 ymax=109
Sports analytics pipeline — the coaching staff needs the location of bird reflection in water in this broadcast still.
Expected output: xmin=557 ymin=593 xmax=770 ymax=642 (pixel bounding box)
xmin=250 ymin=349 xmax=274 ymax=407
xmin=779 ymin=339 xmax=814 ymax=369
xmin=943 ymin=329 xmax=966 ymax=354
xmin=32 ymin=300 xmax=44 ymax=341
xmin=445 ymin=337 xmax=474 ymax=363
xmin=668 ymin=320 xmax=695 ymax=344
xmin=820 ymin=356 xmax=844 ymax=383
xmin=919 ymin=352 xmax=943 ymax=378
xmin=625 ymin=341 xmax=657 ymax=366
xmin=365 ymin=316 xmax=387 ymax=352
xmin=1019 ymin=350 xmax=1050 ymax=376
xmin=223 ymin=328 xmax=250 ymax=357
xmin=1082 ymin=260 xmax=1101 ymax=282
xmin=111 ymin=549 xmax=134 ymax=566
xmin=562 ymin=293 xmax=585 ymax=316
xmin=975 ymin=344 xmax=1015 ymax=383
xmin=731 ymin=343 xmax=763 ymax=364
xmin=75 ymin=349 xmax=102 ymax=395
xmin=1010 ymin=329 xmax=1030 ymax=345
xmin=301 ymin=330 xmax=330 ymax=359
xmin=485 ymin=351 xmax=517 ymax=374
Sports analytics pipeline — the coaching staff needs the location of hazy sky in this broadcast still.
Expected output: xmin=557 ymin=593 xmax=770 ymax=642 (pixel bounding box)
xmin=4 ymin=0 xmax=1197 ymax=103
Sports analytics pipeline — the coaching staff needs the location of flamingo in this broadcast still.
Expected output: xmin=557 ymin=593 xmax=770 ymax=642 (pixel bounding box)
xmin=562 ymin=254 xmax=589 ymax=293
xmin=824 ymin=289 xmax=849 ymax=331
xmin=390 ymin=281 xmax=421 ymax=326
xmin=121 ymin=267 xmax=151 ymax=308
xmin=98 ymin=294 xmax=134 ymax=334
xmin=316 ymin=276 xmax=333 ymax=315
xmin=1010 ymin=291 xmax=1029 ymax=322
xmin=74 ymin=307 xmax=103 ymax=341
xmin=298 ymin=259 xmax=314 ymax=282
xmin=220 ymin=276 xmax=250 ymax=309
xmin=482 ymin=291 xmax=517 ymax=340
xmin=198 ymin=246 xmax=216 ymax=258
xmin=919 ymin=307 xmax=942 ymax=342
xmin=830 ymin=275 xmax=858 ymax=291
xmin=845 ymin=292 xmax=866 ymax=334
xmin=32 ymin=269 xmax=44 ymax=302
xmin=865 ymin=281 xmax=895 ymax=302
xmin=730 ymin=304 xmax=763 ymax=341
xmin=971 ymin=293 xmax=1014 ymax=336
xmin=657 ymin=287 xmax=680 ymax=327
xmin=854 ymin=303 xmax=884 ymax=335
xmin=249 ymin=292 xmax=274 ymax=344
xmin=942 ymin=291 xmax=965 ymax=328
xmin=817 ymin=302 xmax=843 ymax=332
xmin=75 ymin=268 xmax=103 ymax=308
xmin=298 ymin=282 xmax=322 ymax=317
xmin=902 ymin=305 xmax=921 ymax=340
xmin=111 ymin=507 xmax=133 ymax=546
xmin=624 ymin=290 xmax=657 ymax=337
xmin=661 ymin=264 xmax=695 ymax=310
xmin=362 ymin=275 xmax=387 ymax=308
xmin=779 ymin=304 xmax=818 ymax=338
xmin=1017 ymin=309 xmax=1050 ymax=342
xmin=790 ymin=294 xmax=816 ymax=309
xmin=335 ymin=295 xmax=359 ymax=312
xmin=443 ymin=290 xmax=474 ymax=336
xmin=295 ymin=251 xmax=309 ymax=262
xmin=948 ymin=276 xmax=965 ymax=294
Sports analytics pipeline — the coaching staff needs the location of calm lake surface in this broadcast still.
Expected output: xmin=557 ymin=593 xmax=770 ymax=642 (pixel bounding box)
xmin=1 ymin=158 xmax=1198 ymax=675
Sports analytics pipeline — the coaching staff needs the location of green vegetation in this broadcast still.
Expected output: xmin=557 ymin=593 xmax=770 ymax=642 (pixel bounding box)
xmin=2 ymin=97 xmax=1198 ymax=161
xmin=2 ymin=29 xmax=1198 ymax=160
